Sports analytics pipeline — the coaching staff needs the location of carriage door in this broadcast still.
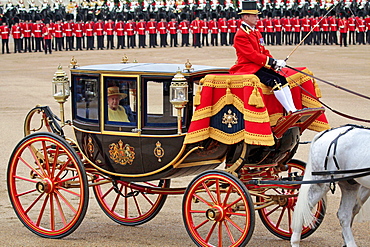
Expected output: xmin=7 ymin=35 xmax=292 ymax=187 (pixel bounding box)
xmin=101 ymin=75 xmax=144 ymax=174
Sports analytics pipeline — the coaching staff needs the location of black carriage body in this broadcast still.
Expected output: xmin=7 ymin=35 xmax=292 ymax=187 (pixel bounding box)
xmin=70 ymin=63 xmax=229 ymax=181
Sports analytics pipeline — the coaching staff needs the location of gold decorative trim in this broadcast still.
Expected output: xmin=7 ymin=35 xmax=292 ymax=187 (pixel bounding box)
xmin=154 ymin=141 xmax=165 ymax=162
xmin=87 ymin=136 xmax=94 ymax=155
xmin=222 ymin=109 xmax=238 ymax=128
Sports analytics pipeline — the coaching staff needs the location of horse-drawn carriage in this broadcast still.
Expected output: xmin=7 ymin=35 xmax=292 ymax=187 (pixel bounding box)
xmin=7 ymin=58 xmax=330 ymax=246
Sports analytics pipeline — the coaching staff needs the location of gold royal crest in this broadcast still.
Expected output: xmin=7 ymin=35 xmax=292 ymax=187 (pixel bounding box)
xmin=109 ymin=140 xmax=135 ymax=165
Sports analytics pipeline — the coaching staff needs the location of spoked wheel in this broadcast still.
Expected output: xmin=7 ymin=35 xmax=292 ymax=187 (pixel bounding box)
xmin=24 ymin=107 xmax=53 ymax=136
xmin=183 ymin=170 xmax=255 ymax=247
xmin=93 ymin=177 xmax=170 ymax=226
xmin=7 ymin=132 xmax=89 ymax=238
xmin=256 ymin=159 xmax=326 ymax=240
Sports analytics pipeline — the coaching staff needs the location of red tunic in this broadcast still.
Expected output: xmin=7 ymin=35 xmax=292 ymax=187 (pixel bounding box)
xmin=42 ymin=25 xmax=53 ymax=39
xmin=321 ymin=17 xmax=330 ymax=32
xmin=73 ymin=22 xmax=84 ymax=37
xmin=32 ymin=23 xmax=44 ymax=38
xmin=348 ymin=17 xmax=356 ymax=31
xmin=54 ymin=23 xmax=63 ymax=38
xmin=301 ymin=18 xmax=311 ymax=32
xmin=63 ymin=22 xmax=74 ymax=37
xmin=179 ymin=20 xmax=189 ymax=34
xmin=146 ymin=21 xmax=157 ymax=34
xmin=329 ymin=17 xmax=338 ymax=31
xmin=136 ymin=21 xmax=146 ymax=35
xmin=104 ymin=22 xmax=115 ymax=35
xmin=291 ymin=17 xmax=301 ymax=32
xmin=218 ymin=19 xmax=228 ymax=33
xmin=209 ymin=20 xmax=219 ymax=34
xmin=338 ymin=19 xmax=348 ymax=33
xmin=0 ymin=24 xmax=10 ymax=39
xmin=190 ymin=19 xmax=201 ymax=34
xmin=157 ymin=21 xmax=167 ymax=34
xmin=256 ymin=19 xmax=265 ymax=33
xmin=168 ymin=21 xmax=178 ymax=34
xmin=282 ymin=18 xmax=292 ymax=32
xmin=115 ymin=21 xmax=125 ymax=36
xmin=229 ymin=25 xmax=273 ymax=75
xmin=228 ymin=19 xmax=238 ymax=33
xmin=11 ymin=25 xmax=22 ymax=39
xmin=94 ymin=22 xmax=104 ymax=36
xmin=357 ymin=19 xmax=366 ymax=32
xmin=273 ymin=18 xmax=282 ymax=32
xmin=125 ymin=22 xmax=135 ymax=36
xmin=265 ymin=19 xmax=274 ymax=33
xmin=22 ymin=22 xmax=32 ymax=38
xmin=85 ymin=22 xmax=94 ymax=36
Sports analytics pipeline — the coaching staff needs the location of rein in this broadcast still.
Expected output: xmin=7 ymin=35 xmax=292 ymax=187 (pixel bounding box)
xmin=281 ymin=66 xmax=370 ymax=123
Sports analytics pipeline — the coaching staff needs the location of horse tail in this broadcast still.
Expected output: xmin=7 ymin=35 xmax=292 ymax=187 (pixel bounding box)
xmin=292 ymin=133 xmax=323 ymax=232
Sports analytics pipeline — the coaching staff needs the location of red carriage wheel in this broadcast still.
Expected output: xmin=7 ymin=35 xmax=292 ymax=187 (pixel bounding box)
xmin=257 ymin=159 xmax=326 ymax=240
xmin=183 ymin=170 xmax=255 ymax=247
xmin=7 ymin=132 xmax=89 ymax=238
xmin=24 ymin=107 xmax=53 ymax=136
xmin=93 ymin=178 xmax=170 ymax=226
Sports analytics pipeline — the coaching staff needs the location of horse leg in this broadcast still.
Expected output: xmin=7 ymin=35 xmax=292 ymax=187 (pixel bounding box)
xmin=291 ymin=183 xmax=329 ymax=247
xmin=352 ymin=185 xmax=370 ymax=219
xmin=337 ymin=181 xmax=361 ymax=247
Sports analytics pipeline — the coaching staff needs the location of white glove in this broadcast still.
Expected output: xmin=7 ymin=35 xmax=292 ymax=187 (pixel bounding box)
xmin=274 ymin=59 xmax=286 ymax=71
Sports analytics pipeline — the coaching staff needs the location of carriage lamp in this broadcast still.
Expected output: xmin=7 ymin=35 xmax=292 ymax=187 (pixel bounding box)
xmin=52 ymin=65 xmax=70 ymax=126
xmin=170 ymin=69 xmax=188 ymax=134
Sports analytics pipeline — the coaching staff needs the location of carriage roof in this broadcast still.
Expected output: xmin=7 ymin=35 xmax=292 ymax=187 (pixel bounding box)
xmin=71 ymin=63 xmax=230 ymax=76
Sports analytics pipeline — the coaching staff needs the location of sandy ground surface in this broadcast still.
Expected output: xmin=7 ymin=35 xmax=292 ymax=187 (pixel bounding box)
xmin=1 ymin=43 xmax=370 ymax=247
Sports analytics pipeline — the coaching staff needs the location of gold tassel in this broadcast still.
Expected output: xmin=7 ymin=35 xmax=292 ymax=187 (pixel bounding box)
xmin=313 ymin=81 xmax=322 ymax=98
xmin=194 ymin=87 xmax=201 ymax=106
xmin=194 ymin=79 xmax=204 ymax=106
xmin=225 ymin=79 xmax=233 ymax=105
xmin=248 ymin=87 xmax=264 ymax=108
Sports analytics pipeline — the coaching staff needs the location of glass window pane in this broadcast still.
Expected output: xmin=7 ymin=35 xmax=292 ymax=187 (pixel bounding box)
xmin=75 ymin=78 xmax=99 ymax=121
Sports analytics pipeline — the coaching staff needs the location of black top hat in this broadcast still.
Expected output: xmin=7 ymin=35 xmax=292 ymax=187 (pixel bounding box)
xmin=239 ymin=1 xmax=260 ymax=15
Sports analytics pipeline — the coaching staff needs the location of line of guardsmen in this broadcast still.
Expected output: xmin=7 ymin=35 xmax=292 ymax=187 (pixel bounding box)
xmin=1 ymin=11 xmax=370 ymax=54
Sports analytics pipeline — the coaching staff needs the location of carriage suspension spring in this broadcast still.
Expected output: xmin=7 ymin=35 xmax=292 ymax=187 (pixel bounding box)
xmin=112 ymin=180 xmax=140 ymax=198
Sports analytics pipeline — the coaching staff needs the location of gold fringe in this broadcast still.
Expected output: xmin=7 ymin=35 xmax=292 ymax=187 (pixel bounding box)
xmin=313 ymin=79 xmax=322 ymax=98
xmin=194 ymin=86 xmax=202 ymax=106
xmin=243 ymin=108 xmax=270 ymax=123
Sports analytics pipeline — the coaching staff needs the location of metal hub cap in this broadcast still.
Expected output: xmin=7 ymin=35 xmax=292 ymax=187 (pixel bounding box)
xmin=206 ymin=205 xmax=225 ymax=222
xmin=36 ymin=178 xmax=54 ymax=194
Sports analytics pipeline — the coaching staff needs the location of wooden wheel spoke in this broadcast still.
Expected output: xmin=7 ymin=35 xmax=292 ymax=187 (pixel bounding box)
xmin=194 ymin=219 xmax=209 ymax=230
xmin=54 ymin=190 xmax=78 ymax=214
xmin=224 ymin=197 xmax=242 ymax=210
xmin=28 ymin=144 xmax=48 ymax=178
xmin=265 ymin=205 xmax=280 ymax=217
xmin=205 ymin=221 xmax=217 ymax=243
xmin=54 ymin=156 xmax=73 ymax=179
xmin=202 ymin=181 xmax=218 ymax=205
xmin=101 ymin=185 xmax=115 ymax=200
xmin=25 ymin=192 xmax=45 ymax=214
xmin=218 ymin=221 xmax=223 ymax=247
xmin=42 ymin=141 xmax=51 ymax=176
xmin=13 ymin=174 xmax=39 ymax=184
xmin=141 ymin=192 xmax=155 ymax=206
xmin=54 ymin=193 xmax=68 ymax=227
xmin=111 ymin=184 xmax=123 ymax=212
xmin=57 ymin=186 xmax=81 ymax=198
xmin=50 ymin=193 xmax=55 ymax=231
xmin=37 ymin=194 xmax=49 ymax=227
xmin=18 ymin=156 xmax=44 ymax=179
xmin=131 ymin=188 xmax=143 ymax=216
xmin=276 ymin=207 xmax=286 ymax=228
xmin=225 ymin=215 xmax=244 ymax=233
xmin=58 ymin=175 xmax=80 ymax=183
xmin=193 ymin=193 xmax=213 ymax=207
xmin=223 ymin=220 xmax=236 ymax=244
xmin=51 ymin=146 xmax=60 ymax=178
xmin=16 ymin=188 xmax=38 ymax=197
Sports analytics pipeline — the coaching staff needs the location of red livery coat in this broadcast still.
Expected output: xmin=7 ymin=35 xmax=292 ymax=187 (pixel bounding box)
xmin=229 ymin=25 xmax=273 ymax=75
xmin=0 ymin=24 xmax=10 ymax=39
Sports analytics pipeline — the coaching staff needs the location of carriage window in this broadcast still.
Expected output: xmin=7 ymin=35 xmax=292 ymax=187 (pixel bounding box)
xmin=75 ymin=77 xmax=99 ymax=122
xmin=105 ymin=77 xmax=137 ymax=125
xmin=145 ymin=80 xmax=178 ymax=126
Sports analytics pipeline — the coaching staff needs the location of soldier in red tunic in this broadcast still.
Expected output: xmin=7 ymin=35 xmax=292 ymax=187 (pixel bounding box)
xmin=329 ymin=14 xmax=338 ymax=45
xmin=42 ymin=18 xmax=53 ymax=54
xmin=94 ymin=14 xmax=105 ymax=50
xmin=125 ymin=14 xmax=136 ymax=48
xmin=73 ymin=14 xmax=84 ymax=50
xmin=348 ymin=14 xmax=356 ymax=45
xmin=356 ymin=15 xmax=366 ymax=45
xmin=104 ymin=14 xmax=115 ymax=49
xmin=265 ymin=13 xmax=274 ymax=45
xmin=115 ymin=14 xmax=126 ymax=49
xmin=136 ymin=14 xmax=146 ymax=48
xmin=179 ymin=13 xmax=190 ymax=47
xmin=168 ymin=14 xmax=178 ymax=47
xmin=209 ymin=13 xmax=219 ymax=46
xmin=366 ymin=14 xmax=370 ymax=44
xmin=320 ymin=15 xmax=330 ymax=45
xmin=0 ymin=17 xmax=10 ymax=54
xmin=32 ymin=14 xmax=44 ymax=52
xmin=291 ymin=13 xmax=301 ymax=45
xmin=311 ymin=14 xmax=320 ymax=45
xmin=273 ymin=14 xmax=282 ymax=45
xmin=11 ymin=17 xmax=22 ymax=53
xmin=158 ymin=14 xmax=168 ymax=47
xmin=146 ymin=14 xmax=157 ymax=48
xmin=54 ymin=16 xmax=64 ymax=51
xmin=85 ymin=14 xmax=95 ymax=50
xmin=190 ymin=14 xmax=202 ymax=48
xmin=301 ymin=15 xmax=311 ymax=45
xmin=22 ymin=14 xmax=32 ymax=52
xmin=64 ymin=14 xmax=74 ymax=51
xmin=338 ymin=14 xmax=348 ymax=47
xmin=282 ymin=13 xmax=293 ymax=45
xmin=218 ymin=14 xmax=228 ymax=46
xmin=230 ymin=1 xmax=297 ymax=113
xmin=228 ymin=14 xmax=238 ymax=45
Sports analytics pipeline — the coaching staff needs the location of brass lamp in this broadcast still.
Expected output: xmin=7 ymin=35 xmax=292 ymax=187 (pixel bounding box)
xmin=52 ymin=65 xmax=70 ymax=126
xmin=170 ymin=69 xmax=188 ymax=134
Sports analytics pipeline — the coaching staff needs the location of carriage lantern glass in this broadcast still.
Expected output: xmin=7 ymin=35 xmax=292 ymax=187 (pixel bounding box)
xmin=52 ymin=65 xmax=70 ymax=126
xmin=170 ymin=69 xmax=188 ymax=134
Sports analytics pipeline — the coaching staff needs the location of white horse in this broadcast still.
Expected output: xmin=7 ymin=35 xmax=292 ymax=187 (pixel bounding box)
xmin=291 ymin=125 xmax=370 ymax=247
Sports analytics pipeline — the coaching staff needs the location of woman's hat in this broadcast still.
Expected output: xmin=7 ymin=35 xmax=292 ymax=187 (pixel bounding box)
xmin=239 ymin=1 xmax=261 ymax=15
xmin=107 ymin=86 xmax=127 ymax=99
